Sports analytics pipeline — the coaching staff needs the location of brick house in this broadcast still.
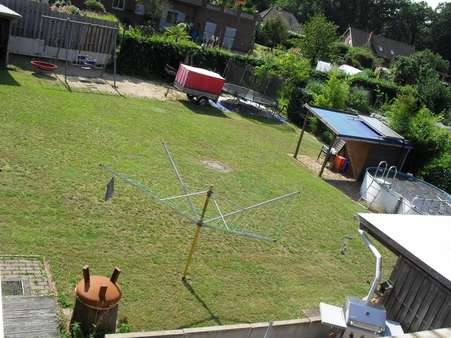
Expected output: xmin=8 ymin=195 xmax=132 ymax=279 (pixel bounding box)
xmin=72 ymin=0 xmax=257 ymax=52
xmin=159 ymin=0 xmax=257 ymax=52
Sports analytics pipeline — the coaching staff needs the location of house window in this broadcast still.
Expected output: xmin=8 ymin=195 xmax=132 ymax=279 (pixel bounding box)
xmin=166 ymin=11 xmax=178 ymax=25
xmin=203 ymin=22 xmax=217 ymax=42
xmin=135 ymin=3 xmax=145 ymax=15
xmin=112 ymin=0 xmax=125 ymax=10
xmin=222 ymin=26 xmax=237 ymax=49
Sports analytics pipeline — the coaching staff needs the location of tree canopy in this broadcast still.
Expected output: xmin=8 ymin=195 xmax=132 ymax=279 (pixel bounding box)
xmin=249 ymin=0 xmax=451 ymax=67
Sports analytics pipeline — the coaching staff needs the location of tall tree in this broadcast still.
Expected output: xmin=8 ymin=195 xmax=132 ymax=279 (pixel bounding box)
xmin=431 ymin=2 xmax=451 ymax=65
xmin=300 ymin=14 xmax=337 ymax=62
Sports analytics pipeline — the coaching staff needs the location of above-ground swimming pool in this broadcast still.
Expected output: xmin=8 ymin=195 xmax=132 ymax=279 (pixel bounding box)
xmin=361 ymin=166 xmax=451 ymax=215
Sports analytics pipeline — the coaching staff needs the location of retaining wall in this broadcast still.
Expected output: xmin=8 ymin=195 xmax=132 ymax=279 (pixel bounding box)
xmin=106 ymin=317 xmax=331 ymax=338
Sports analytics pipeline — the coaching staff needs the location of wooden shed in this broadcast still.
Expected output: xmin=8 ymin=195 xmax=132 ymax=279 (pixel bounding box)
xmin=293 ymin=105 xmax=413 ymax=179
xmin=358 ymin=213 xmax=451 ymax=333
xmin=0 ymin=4 xmax=21 ymax=69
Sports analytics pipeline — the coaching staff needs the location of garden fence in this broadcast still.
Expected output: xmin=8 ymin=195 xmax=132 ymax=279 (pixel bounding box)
xmin=0 ymin=0 xmax=118 ymax=60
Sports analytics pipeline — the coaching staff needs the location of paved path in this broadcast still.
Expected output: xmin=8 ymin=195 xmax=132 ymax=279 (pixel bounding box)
xmin=1 ymin=256 xmax=59 ymax=337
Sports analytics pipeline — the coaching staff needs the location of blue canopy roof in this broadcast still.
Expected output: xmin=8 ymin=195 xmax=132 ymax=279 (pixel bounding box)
xmin=307 ymin=106 xmax=411 ymax=148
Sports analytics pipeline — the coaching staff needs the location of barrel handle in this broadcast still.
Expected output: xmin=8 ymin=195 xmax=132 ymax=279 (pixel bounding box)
xmin=99 ymin=286 xmax=108 ymax=303
xmin=83 ymin=265 xmax=90 ymax=291
xmin=110 ymin=267 xmax=121 ymax=284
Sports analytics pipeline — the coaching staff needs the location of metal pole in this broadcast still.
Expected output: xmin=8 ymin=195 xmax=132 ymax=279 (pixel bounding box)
xmin=5 ymin=22 xmax=12 ymax=67
xmin=112 ymin=30 xmax=117 ymax=88
xmin=182 ymin=186 xmax=213 ymax=280
xmin=64 ymin=19 xmax=71 ymax=83
xmin=263 ymin=321 xmax=273 ymax=338
xmin=163 ymin=143 xmax=197 ymax=217
xmin=319 ymin=135 xmax=337 ymax=178
xmin=293 ymin=109 xmax=310 ymax=159
xmin=203 ymin=191 xmax=300 ymax=224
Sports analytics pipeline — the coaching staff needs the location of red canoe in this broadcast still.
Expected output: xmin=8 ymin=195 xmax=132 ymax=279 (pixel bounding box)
xmin=31 ymin=60 xmax=58 ymax=72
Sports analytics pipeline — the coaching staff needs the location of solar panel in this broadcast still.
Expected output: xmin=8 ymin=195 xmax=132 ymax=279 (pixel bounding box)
xmin=359 ymin=115 xmax=404 ymax=140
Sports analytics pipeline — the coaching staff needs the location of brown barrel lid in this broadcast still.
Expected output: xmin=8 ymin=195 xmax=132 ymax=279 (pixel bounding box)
xmin=75 ymin=275 xmax=122 ymax=308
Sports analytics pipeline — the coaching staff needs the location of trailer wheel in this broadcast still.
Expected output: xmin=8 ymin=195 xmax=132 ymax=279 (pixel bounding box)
xmin=198 ymin=97 xmax=209 ymax=106
xmin=187 ymin=94 xmax=196 ymax=102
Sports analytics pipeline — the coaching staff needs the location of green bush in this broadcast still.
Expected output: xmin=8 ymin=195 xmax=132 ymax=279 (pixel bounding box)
xmin=329 ymin=41 xmax=350 ymax=64
xmin=391 ymin=50 xmax=451 ymax=114
xmin=416 ymin=67 xmax=451 ymax=114
xmin=423 ymin=166 xmax=451 ymax=194
xmin=321 ymin=130 xmax=334 ymax=144
xmin=385 ymin=93 xmax=418 ymax=135
xmin=63 ymin=4 xmax=81 ymax=14
xmin=83 ymin=11 xmax=119 ymax=23
xmin=345 ymin=47 xmax=380 ymax=70
xmin=84 ymin=0 xmax=105 ymax=13
xmin=314 ymin=71 xmax=349 ymax=109
xmin=406 ymin=108 xmax=451 ymax=173
xmin=347 ymin=86 xmax=370 ymax=113
xmin=308 ymin=115 xmax=320 ymax=134
xmin=254 ymin=50 xmax=311 ymax=114
xmin=256 ymin=16 xmax=289 ymax=48
xmin=392 ymin=50 xmax=449 ymax=85
xmin=305 ymin=80 xmax=324 ymax=97
xmin=349 ymin=75 xmax=400 ymax=106
xmin=117 ymin=32 xmax=260 ymax=78
xmin=163 ymin=23 xmax=191 ymax=42
xmin=386 ymin=94 xmax=451 ymax=174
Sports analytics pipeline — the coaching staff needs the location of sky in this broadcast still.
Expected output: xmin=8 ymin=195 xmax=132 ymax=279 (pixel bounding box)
xmin=419 ymin=0 xmax=451 ymax=9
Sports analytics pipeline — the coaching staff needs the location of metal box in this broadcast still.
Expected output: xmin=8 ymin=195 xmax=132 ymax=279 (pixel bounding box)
xmin=344 ymin=297 xmax=386 ymax=334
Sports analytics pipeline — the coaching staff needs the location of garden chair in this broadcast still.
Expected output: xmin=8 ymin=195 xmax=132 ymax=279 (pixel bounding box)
xmin=317 ymin=138 xmax=346 ymax=161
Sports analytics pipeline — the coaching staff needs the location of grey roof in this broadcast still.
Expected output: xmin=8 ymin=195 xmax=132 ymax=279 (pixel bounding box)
xmin=0 ymin=4 xmax=21 ymax=20
xmin=344 ymin=27 xmax=415 ymax=60
xmin=259 ymin=7 xmax=301 ymax=32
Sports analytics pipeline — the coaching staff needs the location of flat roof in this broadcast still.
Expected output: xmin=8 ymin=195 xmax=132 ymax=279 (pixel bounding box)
xmin=305 ymin=105 xmax=411 ymax=148
xmin=0 ymin=4 xmax=21 ymax=20
xmin=358 ymin=213 xmax=451 ymax=290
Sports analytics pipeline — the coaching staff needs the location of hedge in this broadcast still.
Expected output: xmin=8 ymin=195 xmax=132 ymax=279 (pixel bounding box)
xmin=349 ymin=76 xmax=400 ymax=104
xmin=117 ymin=33 xmax=260 ymax=79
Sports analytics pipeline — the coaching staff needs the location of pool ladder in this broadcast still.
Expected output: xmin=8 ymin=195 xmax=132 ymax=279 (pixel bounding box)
xmin=361 ymin=161 xmax=398 ymax=205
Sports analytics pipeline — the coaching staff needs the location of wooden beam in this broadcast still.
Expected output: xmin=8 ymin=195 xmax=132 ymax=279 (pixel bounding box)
xmin=319 ymin=135 xmax=337 ymax=178
xmin=293 ymin=108 xmax=310 ymax=159
xmin=399 ymin=147 xmax=411 ymax=171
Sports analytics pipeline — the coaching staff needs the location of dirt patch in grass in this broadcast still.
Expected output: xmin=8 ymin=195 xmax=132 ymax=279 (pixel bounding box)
xmin=201 ymin=160 xmax=232 ymax=173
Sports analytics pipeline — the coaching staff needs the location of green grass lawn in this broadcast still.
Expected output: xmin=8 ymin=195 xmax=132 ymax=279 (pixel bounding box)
xmin=0 ymin=68 xmax=388 ymax=331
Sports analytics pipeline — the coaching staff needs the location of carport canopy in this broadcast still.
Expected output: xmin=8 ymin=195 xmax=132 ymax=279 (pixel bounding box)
xmin=293 ymin=104 xmax=412 ymax=177
xmin=0 ymin=4 xmax=21 ymax=20
xmin=358 ymin=213 xmax=451 ymax=290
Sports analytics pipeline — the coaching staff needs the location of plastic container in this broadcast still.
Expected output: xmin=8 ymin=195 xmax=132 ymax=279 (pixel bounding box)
xmin=175 ymin=64 xmax=225 ymax=95
xmin=334 ymin=155 xmax=348 ymax=172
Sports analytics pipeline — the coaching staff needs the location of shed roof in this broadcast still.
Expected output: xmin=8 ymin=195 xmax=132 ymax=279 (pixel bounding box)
xmin=0 ymin=4 xmax=21 ymax=20
xmin=305 ymin=105 xmax=412 ymax=148
xmin=358 ymin=213 xmax=451 ymax=290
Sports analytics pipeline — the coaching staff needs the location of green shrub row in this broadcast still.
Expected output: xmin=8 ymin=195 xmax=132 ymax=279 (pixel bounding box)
xmin=117 ymin=33 xmax=260 ymax=78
